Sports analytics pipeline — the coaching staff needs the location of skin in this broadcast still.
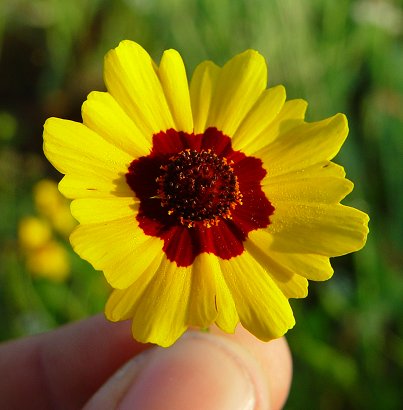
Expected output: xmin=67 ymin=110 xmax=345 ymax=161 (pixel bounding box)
xmin=0 ymin=315 xmax=292 ymax=409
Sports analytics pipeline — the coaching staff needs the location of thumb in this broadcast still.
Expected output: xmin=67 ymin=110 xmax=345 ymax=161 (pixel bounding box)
xmin=84 ymin=328 xmax=292 ymax=410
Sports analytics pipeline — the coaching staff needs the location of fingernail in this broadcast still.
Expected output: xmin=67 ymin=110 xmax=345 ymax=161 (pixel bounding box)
xmin=119 ymin=332 xmax=256 ymax=410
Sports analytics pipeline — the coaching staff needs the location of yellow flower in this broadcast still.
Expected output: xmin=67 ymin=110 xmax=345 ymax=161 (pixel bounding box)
xmin=43 ymin=40 xmax=369 ymax=347
xmin=33 ymin=179 xmax=77 ymax=237
xmin=18 ymin=216 xmax=71 ymax=282
xmin=18 ymin=217 xmax=52 ymax=250
xmin=25 ymin=240 xmax=70 ymax=282
xmin=34 ymin=179 xmax=61 ymax=217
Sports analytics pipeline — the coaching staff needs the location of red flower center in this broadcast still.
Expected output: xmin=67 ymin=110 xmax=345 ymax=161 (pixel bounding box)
xmin=156 ymin=149 xmax=243 ymax=228
xmin=126 ymin=127 xmax=274 ymax=267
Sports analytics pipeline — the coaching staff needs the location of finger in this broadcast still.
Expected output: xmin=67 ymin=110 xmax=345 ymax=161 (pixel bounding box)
xmin=0 ymin=314 xmax=149 ymax=409
xmin=85 ymin=327 xmax=292 ymax=410
xmin=211 ymin=326 xmax=292 ymax=410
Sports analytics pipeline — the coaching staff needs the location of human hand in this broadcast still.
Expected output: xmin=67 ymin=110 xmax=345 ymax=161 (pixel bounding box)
xmin=0 ymin=315 xmax=292 ymax=409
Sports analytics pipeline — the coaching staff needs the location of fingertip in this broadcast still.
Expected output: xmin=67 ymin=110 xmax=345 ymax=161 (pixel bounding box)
xmin=87 ymin=331 xmax=260 ymax=410
xmin=257 ymin=336 xmax=292 ymax=410
xmin=86 ymin=326 xmax=292 ymax=410
xmin=210 ymin=326 xmax=292 ymax=410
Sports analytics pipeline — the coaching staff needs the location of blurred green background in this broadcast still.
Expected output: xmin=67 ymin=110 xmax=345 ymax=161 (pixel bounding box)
xmin=0 ymin=0 xmax=402 ymax=408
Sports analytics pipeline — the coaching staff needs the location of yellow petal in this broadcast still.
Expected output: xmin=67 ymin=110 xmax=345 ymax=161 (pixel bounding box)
xmin=131 ymin=256 xmax=191 ymax=347
xmin=257 ymin=114 xmax=348 ymax=177
xmin=104 ymin=40 xmax=175 ymax=136
xmin=190 ymin=60 xmax=220 ymax=134
xmin=231 ymin=85 xmax=286 ymax=151
xmin=269 ymin=251 xmax=334 ymax=281
xmin=264 ymin=176 xmax=354 ymax=204
xmin=213 ymin=260 xmax=239 ymax=333
xmin=158 ymin=49 xmax=193 ymax=132
xmin=246 ymin=229 xmax=334 ymax=281
xmin=58 ymin=173 xmax=132 ymax=199
xmin=188 ymin=253 xmax=219 ymax=328
xmin=219 ymin=252 xmax=295 ymax=341
xmin=70 ymin=216 xmax=163 ymax=289
xmin=268 ymin=203 xmax=370 ymax=256
xmin=82 ymin=91 xmax=151 ymax=156
xmin=70 ymin=197 xmax=139 ymax=224
xmin=258 ymin=98 xmax=308 ymax=146
xmin=187 ymin=253 xmax=238 ymax=331
xmin=265 ymin=161 xmax=346 ymax=186
xmin=273 ymin=272 xmax=308 ymax=299
xmin=206 ymin=50 xmax=267 ymax=136
xmin=240 ymin=98 xmax=307 ymax=157
xmin=105 ymin=252 xmax=164 ymax=321
xmin=244 ymin=236 xmax=308 ymax=298
xmin=43 ymin=118 xmax=132 ymax=180
xmin=276 ymin=98 xmax=308 ymax=124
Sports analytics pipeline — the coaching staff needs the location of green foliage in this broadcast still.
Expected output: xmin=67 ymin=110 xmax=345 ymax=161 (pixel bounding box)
xmin=0 ymin=0 xmax=402 ymax=408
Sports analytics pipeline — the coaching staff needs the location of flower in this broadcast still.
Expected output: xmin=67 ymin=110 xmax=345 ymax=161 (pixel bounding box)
xmin=43 ymin=40 xmax=369 ymax=347
xmin=25 ymin=240 xmax=70 ymax=282
xmin=18 ymin=216 xmax=70 ymax=282
xmin=33 ymin=179 xmax=77 ymax=237
xmin=18 ymin=216 xmax=52 ymax=250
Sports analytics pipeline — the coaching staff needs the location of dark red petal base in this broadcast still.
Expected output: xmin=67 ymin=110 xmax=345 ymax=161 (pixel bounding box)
xmin=126 ymin=128 xmax=274 ymax=267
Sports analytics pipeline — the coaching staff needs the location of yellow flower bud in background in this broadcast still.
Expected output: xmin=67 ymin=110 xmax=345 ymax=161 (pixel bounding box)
xmin=18 ymin=217 xmax=52 ymax=250
xmin=33 ymin=179 xmax=76 ymax=237
xmin=50 ymin=206 xmax=77 ymax=237
xmin=33 ymin=179 xmax=61 ymax=217
xmin=17 ymin=180 xmax=75 ymax=282
xmin=25 ymin=240 xmax=70 ymax=282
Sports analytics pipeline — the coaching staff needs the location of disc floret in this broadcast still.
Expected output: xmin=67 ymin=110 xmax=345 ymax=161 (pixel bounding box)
xmin=156 ymin=149 xmax=243 ymax=227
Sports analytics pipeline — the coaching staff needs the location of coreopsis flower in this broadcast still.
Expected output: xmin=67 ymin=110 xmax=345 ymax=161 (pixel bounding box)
xmin=43 ymin=40 xmax=369 ymax=347
xmin=18 ymin=217 xmax=70 ymax=282
xmin=33 ymin=179 xmax=77 ymax=237
xmin=25 ymin=240 xmax=70 ymax=282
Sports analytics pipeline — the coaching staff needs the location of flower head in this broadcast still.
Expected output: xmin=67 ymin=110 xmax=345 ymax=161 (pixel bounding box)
xmin=43 ymin=40 xmax=369 ymax=347
xmin=18 ymin=216 xmax=70 ymax=282
xmin=33 ymin=179 xmax=77 ymax=237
